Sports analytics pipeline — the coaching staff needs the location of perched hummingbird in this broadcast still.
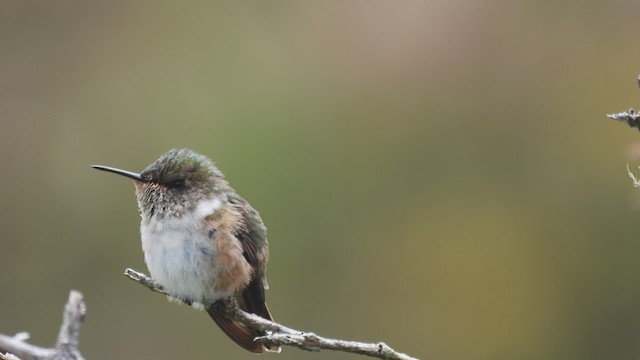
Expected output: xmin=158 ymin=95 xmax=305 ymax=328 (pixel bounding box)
xmin=92 ymin=149 xmax=277 ymax=353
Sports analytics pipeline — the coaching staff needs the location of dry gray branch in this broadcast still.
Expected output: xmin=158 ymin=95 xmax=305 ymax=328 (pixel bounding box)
xmin=0 ymin=291 xmax=86 ymax=360
xmin=124 ymin=268 xmax=419 ymax=360
xmin=0 ymin=353 xmax=22 ymax=360
xmin=607 ymin=109 xmax=640 ymax=129
xmin=607 ymin=75 xmax=640 ymax=131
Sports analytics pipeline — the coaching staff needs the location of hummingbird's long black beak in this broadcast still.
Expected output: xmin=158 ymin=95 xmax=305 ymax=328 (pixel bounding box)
xmin=91 ymin=165 xmax=145 ymax=181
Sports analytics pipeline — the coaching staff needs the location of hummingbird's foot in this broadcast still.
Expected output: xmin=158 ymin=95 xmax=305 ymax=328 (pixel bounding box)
xmin=208 ymin=297 xmax=239 ymax=316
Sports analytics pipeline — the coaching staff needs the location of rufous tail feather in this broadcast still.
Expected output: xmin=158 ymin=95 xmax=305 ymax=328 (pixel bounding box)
xmin=207 ymin=307 xmax=266 ymax=353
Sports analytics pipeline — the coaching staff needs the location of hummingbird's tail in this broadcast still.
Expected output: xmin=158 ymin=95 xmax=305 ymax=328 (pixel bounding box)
xmin=241 ymin=275 xmax=281 ymax=353
xmin=207 ymin=309 xmax=267 ymax=353
xmin=206 ymin=276 xmax=280 ymax=353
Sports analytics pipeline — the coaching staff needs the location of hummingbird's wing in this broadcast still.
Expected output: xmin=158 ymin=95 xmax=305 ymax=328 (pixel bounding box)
xmin=206 ymin=195 xmax=277 ymax=353
xmin=228 ymin=195 xmax=272 ymax=315
xmin=228 ymin=194 xmax=280 ymax=352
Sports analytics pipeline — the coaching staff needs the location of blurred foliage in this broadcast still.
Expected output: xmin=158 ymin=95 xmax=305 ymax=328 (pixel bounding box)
xmin=2 ymin=1 xmax=640 ymax=359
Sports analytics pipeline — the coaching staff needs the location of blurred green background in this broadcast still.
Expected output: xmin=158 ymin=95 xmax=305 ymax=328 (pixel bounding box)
xmin=2 ymin=1 xmax=640 ymax=359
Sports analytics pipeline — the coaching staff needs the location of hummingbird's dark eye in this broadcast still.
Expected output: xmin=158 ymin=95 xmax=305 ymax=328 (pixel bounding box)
xmin=168 ymin=179 xmax=186 ymax=188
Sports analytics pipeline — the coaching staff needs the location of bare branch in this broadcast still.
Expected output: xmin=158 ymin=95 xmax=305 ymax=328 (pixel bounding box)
xmin=607 ymin=110 xmax=640 ymax=130
xmin=56 ymin=291 xmax=86 ymax=349
xmin=0 ymin=291 xmax=86 ymax=360
xmin=606 ymin=75 xmax=640 ymax=131
xmin=0 ymin=334 xmax=51 ymax=360
xmin=0 ymin=353 xmax=23 ymax=360
xmin=124 ymin=268 xmax=419 ymax=360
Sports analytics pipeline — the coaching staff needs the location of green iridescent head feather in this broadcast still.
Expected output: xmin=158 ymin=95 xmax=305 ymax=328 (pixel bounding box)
xmin=141 ymin=148 xmax=224 ymax=186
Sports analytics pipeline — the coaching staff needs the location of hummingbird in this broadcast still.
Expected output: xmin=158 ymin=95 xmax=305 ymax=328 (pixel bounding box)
xmin=92 ymin=148 xmax=277 ymax=353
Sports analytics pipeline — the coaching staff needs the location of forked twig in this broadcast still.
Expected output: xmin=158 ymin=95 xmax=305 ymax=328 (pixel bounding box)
xmin=0 ymin=291 xmax=86 ymax=360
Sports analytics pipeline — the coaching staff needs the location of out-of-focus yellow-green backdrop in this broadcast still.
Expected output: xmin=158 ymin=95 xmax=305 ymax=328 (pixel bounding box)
xmin=2 ymin=2 xmax=640 ymax=359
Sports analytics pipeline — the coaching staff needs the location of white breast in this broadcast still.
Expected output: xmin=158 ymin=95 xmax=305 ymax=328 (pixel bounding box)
xmin=140 ymin=197 xmax=230 ymax=307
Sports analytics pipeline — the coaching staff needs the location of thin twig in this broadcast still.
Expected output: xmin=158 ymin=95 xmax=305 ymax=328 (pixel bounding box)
xmin=606 ymin=109 xmax=640 ymax=129
xmin=606 ymin=75 xmax=640 ymax=131
xmin=0 ymin=291 xmax=86 ymax=360
xmin=0 ymin=353 xmax=23 ymax=360
xmin=124 ymin=268 xmax=419 ymax=360
xmin=56 ymin=291 xmax=86 ymax=349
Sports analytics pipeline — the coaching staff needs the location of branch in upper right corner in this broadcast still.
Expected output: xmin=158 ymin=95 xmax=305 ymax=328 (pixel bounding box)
xmin=607 ymin=75 xmax=640 ymax=131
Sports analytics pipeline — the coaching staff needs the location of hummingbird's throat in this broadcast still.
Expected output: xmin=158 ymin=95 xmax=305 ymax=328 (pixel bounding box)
xmin=136 ymin=180 xmax=225 ymax=221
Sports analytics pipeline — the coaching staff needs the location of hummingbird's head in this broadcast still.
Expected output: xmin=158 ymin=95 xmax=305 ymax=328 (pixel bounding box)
xmin=93 ymin=149 xmax=229 ymax=219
